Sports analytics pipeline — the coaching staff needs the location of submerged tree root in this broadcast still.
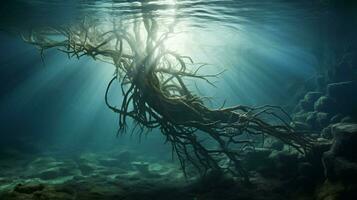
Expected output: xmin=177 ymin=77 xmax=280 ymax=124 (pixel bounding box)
xmin=23 ymin=16 xmax=313 ymax=182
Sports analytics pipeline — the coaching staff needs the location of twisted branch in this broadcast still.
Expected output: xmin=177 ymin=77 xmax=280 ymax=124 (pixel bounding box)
xmin=22 ymin=17 xmax=313 ymax=182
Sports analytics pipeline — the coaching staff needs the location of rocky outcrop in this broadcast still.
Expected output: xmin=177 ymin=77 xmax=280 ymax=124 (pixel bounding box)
xmin=322 ymin=123 xmax=357 ymax=183
xmin=327 ymin=81 xmax=357 ymax=114
xmin=314 ymin=96 xmax=337 ymax=114
xmin=293 ymin=81 xmax=357 ymax=132
xmin=299 ymin=92 xmax=323 ymax=112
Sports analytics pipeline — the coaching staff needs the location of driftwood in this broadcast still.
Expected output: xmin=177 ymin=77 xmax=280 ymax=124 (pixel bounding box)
xmin=23 ymin=16 xmax=312 ymax=182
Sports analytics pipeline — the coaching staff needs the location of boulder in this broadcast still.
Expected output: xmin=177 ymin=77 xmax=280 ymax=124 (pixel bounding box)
xmin=305 ymin=140 xmax=332 ymax=179
xmin=299 ymin=99 xmax=313 ymax=111
xmin=329 ymin=59 xmax=355 ymax=82
xmin=316 ymin=112 xmax=332 ymax=129
xmin=314 ymin=96 xmax=337 ymax=114
xmin=305 ymin=110 xmax=337 ymax=131
xmin=243 ymin=148 xmax=272 ymax=170
xmin=321 ymin=125 xmax=333 ymax=139
xmin=268 ymin=151 xmax=299 ymax=178
xmin=305 ymin=111 xmax=318 ymax=130
xmin=293 ymin=111 xmax=309 ymax=123
xmin=269 ymin=140 xmax=284 ymax=151
xmin=330 ymin=114 xmax=344 ymax=124
xmin=327 ymin=81 xmax=357 ymax=100
xmin=305 ymin=91 xmax=323 ymax=102
xmin=131 ymin=161 xmax=150 ymax=175
xmin=299 ymin=92 xmax=323 ymax=111
xmin=341 ymin=116 xmax=355 ymax=123
xmin=323 ymin=154 xmax=357 ymax=183
xmin=327 ymin=81 xmax=357 ymax=116
xmin=322 ymin=123 xmax=357 ymax=182
xmin=329 ymin=123 xmax=357 ymax=161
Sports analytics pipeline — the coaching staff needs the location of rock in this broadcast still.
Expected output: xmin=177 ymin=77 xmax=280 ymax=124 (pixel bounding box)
xmin=327 ymin=81 xmax=357 ymax=116
xmin=131 ymin=161 xmax=150 ymax=175
xmin=293 ymin=111 xmax=309 ymax=123
xmin=305 ymin=91 xmax=323 ymax=103
xmin=14 ymin=183 xmax=44 ymax=194
xmin=292 ymin=121 xmax=310 ymax=131
xmin=268 ymin=151 xmax=299 ymax=178
xmin=330 ymin=123 xmax=357 ymax=161
xmin=303 ymin=140 xmax=332 ymax=180
xmin=329 ymin=59 xmax=355 ymax=82
xmin=317 ymin=137 xmax=329 ymax=143
xmin=264 ymin=138 xmax=284 ymax=151
xmin=316 ymin=112 xmax=332 ymax=129
xmin=322 ymin=123 xmax=357 ymax=183
xmin=309 ymin=140 xmax=332 ymax=158
xmin=323 ymin=154 xmax=357 ymax=183
xmin=341 ymin=116 xmax=355 ymax=123
xmin=270 ymin=141 xmax=284 ymax=151
xmin=306 ymin=111 xmax=318 ymax=130
xmin=299 ymin=92 xmax=323 ymax=111
xmin=295 ymin=161 xmax=320 ymax=192
xmin=330 ymin=114 xmax=344 ymax=124
xmin=327 ymin=81 xmax=357 ymax=100
xmin=299 ymin=99 xmax=312 ymax=111
xmin=243 ymin=148 xmax=272 ymax=170
xmin=332 ymin=157 xmax=357 ymax=181
xmin=321 ymin=126 xmax=333 ymax=139
xmin=314 ymin=96 xmax=337 ymax=114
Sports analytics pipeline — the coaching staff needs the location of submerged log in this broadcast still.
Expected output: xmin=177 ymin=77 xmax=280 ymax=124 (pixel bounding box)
xmin=22 ymin=15 xmax=313 ymax=182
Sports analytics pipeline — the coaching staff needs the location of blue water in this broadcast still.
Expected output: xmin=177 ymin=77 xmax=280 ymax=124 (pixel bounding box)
xmin=1 ymin=1 xmax=357 ymax=199
xmin=0 ymin=1 xmax=322 ymax=154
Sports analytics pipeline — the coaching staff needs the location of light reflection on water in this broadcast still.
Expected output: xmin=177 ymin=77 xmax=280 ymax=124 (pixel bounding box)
xmin=1 ymin=0 xmax=323 ymax=109
xmin=0 ymin=0 xmax=323 ymax=151
xmin=2 ymin=0 xmax=321 ymax=29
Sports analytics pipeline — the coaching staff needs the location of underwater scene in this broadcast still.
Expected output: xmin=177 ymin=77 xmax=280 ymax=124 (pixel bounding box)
xmin=0 ymin=0 xmax=357 ymax=199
